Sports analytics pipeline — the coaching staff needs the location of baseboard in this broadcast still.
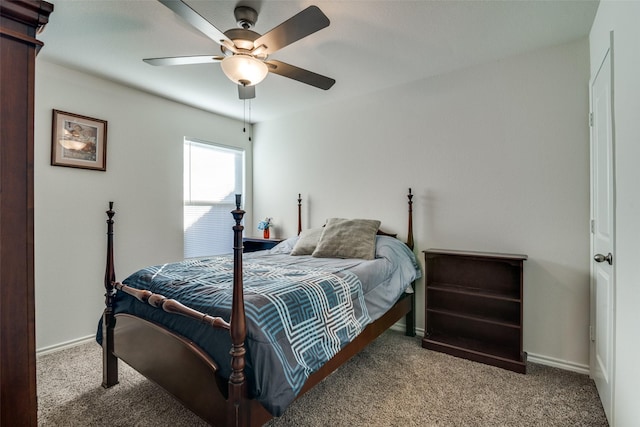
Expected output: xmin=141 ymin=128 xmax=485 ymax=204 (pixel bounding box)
xmin=389 ymin=323 xmax=425 ymax=336
xmin=36 ymin=335 xmax=95 ymax=356
xmin=526 ymin=352 xmax=590 ymax=375
xmin=391 ymin=323 xmax=590 ymax=376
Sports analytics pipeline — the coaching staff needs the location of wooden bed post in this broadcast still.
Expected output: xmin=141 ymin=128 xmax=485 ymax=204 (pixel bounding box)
xmin=229 ymin=195 xmax=248 ymax=426
xmin=407 ymin=188 xmax=414 ymax=251
xmin=102 ymin=202 xmax=119 ymax=387
xmin=405 ymin=189 xmax=416 ymax=337
xmin=297 ymin=193 xmax=302 ymax=235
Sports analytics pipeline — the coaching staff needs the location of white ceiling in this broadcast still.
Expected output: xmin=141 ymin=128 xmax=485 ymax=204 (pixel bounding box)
xmin=38 ymin=0 xmax=599 ymax=123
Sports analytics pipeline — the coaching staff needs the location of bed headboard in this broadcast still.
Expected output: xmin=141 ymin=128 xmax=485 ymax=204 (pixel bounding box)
xmin=295 ymin=189 xmax=415 ymax=249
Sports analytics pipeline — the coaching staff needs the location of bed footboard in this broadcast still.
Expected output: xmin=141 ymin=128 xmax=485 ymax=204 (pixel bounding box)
xmin=101 ymin=197 xmax=261 ymax=426
xmin=114 ymin=314 xmax=227 ymax=419
xmin=111 ymin=313 xmax=272 ymax=426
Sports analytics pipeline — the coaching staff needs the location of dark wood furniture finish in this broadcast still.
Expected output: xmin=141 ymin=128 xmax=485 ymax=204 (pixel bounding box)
xmin=0 ymin=2 xmax=54 ymax=425
xmin=102 ymin=190 xmax=416 ymax=426
xmin=243 ymin=237 xmax=285 ymax=252
xmin=422 ymin=249 xmax=527 ymax=373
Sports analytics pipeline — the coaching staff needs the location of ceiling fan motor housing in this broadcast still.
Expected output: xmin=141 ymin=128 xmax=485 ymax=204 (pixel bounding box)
xmin=221 ymin=7 xmax=264 ymax=57
xmin=234 ymin=6 xmax=258 ymax=29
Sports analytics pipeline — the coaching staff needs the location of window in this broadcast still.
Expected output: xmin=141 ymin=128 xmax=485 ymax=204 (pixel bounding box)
xmin=184 ymin=138 xmax=244 ymax=258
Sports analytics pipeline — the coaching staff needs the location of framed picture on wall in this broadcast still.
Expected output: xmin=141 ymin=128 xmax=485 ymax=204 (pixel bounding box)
xmin=51 ymin=109 xmax=107 ymax=171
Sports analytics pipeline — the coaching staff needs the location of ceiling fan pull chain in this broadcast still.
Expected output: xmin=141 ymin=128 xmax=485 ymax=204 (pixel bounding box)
xmin=241 ymin=97 xmax=251 ymax=142
xmin=248 ymin=100 xmax=252 ymax=142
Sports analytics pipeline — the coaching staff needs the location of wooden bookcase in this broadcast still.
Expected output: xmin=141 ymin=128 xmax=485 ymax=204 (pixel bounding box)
xmin=422 ymin=249 xmax=527 ymax=373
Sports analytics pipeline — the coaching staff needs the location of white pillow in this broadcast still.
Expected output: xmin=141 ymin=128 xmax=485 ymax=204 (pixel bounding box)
xmin=290 ymin=227 xmax=324 ymax=256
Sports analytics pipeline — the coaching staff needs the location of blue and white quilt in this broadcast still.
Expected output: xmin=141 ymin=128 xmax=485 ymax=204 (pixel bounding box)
xmin=110 ymin=254 xmax=372 ymax=416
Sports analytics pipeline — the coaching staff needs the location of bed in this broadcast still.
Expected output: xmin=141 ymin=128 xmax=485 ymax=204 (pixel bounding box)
xmin=100 ymin=190 xmax=419 ymax=426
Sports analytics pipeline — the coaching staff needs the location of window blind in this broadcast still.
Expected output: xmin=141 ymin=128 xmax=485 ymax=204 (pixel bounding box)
xmin=184 ymin=139 xmax=244 ymax=258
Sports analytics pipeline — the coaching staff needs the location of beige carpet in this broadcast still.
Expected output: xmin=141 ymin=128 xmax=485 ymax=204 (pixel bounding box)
xmin=37 ymin=331 xmax=607 ymax=426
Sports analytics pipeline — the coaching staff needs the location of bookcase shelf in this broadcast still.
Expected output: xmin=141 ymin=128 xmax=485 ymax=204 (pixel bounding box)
xmin=422 ymin=249 xmax=528 ymax=373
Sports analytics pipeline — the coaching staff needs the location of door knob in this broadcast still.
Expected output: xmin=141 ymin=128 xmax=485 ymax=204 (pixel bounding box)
xmin=594 ymin=253 xmax=613 ymax=265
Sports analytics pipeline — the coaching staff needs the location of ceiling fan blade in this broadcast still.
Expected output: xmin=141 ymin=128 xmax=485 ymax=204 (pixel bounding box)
xmin=158 ymin=0 xmax=231 ymax=46
xmin=143 ymin=55 xmax=224 ymax=66
xmin=254 ymin=6 xmax=329 ymax=55
xmin=238 ymin=85 xmax=256 ymax=100
xmin=265 ymin=60 xmax=335 ymax=90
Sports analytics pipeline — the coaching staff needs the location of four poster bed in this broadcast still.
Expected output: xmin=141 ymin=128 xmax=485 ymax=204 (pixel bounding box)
xmin=99 ymin=190 xmax=419 ymax=426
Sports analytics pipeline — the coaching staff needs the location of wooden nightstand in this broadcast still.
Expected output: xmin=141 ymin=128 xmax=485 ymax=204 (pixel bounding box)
xmin=242 ymin=237 xmax=284 ymax=253
xmin=422 ymin=249 xmax=528 ymax=373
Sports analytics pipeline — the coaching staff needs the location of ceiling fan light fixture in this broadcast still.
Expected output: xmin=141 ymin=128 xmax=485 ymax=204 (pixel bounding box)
xmin=220 ymin=54 xmax=268 ymax=86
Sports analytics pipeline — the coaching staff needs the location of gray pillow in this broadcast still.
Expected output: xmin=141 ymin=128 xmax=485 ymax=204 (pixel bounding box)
xmin=290 ymin=227 xmax=324 ymax=256
xmin=312 ymin=218 xmax=381 ymax=260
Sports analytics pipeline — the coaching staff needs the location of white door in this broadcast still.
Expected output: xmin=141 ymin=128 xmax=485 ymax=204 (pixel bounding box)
xmin=590 ymin=45 xmax=615 ymax=424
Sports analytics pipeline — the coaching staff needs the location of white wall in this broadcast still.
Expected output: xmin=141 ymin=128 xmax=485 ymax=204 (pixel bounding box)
xmin=34 ymin=60 xmax=253 ymax=351
xmin=34 ymin=37 xmax=598 ymax=374
xmin=590 ymin=2 xmax=640 ymax=425
xmin=253 ymin=40 xmax=591 ymax=369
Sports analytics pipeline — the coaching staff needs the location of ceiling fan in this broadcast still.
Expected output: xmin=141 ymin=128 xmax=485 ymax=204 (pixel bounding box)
xmin=144 ymin=0 xmax=336 ymax=100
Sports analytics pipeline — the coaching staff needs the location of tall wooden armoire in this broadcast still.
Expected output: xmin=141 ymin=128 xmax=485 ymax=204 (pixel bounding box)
xmin=0 ymin=1 xmax=54 ymax=425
